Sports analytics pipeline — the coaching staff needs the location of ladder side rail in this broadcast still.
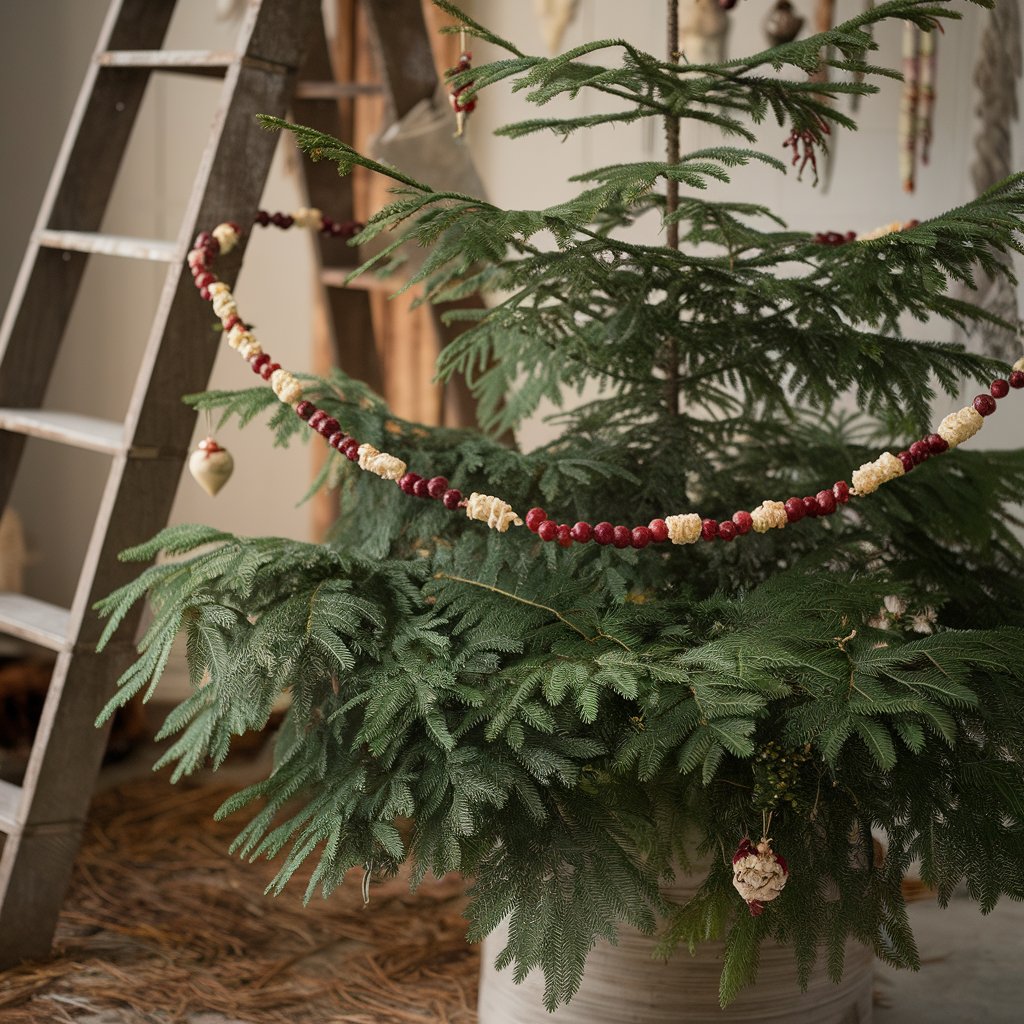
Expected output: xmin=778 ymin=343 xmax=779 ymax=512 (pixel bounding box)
xmin=291 ymin=19 xmax=382 ymax=392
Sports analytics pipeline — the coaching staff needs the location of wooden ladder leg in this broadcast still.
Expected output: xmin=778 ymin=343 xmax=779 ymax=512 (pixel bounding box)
xmin=0 ymin=0 xmax=324 ymax=968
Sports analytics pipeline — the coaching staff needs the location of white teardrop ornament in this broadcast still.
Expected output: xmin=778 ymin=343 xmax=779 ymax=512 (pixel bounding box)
xmin=188 ymin=437 xmax=234 ymax=496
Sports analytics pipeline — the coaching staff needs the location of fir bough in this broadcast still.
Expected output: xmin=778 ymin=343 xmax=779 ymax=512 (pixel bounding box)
xmin=99 ymin=0 xmax=1024 ymax=1011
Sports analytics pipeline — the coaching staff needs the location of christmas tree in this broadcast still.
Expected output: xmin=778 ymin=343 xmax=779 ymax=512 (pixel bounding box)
xmin=98 ymin=0 xmax=1024 ymax=1010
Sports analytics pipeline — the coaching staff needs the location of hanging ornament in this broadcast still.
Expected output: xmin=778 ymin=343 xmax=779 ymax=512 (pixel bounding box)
xmin=900 ymin=22 xmax=921 ymax=193
xmin=764 ymin=0 xmax=804 ymax=46
xmin=732 ymin=835 xmax=789 ymax=916
xmin=679 ymin=0 xmax=730 ymax=65
xmin=448 ymin=32 xmax=477 ymax=138
xmin=533 ymin=0 xmax=580 ymax=55
xmin=189 ymin=437 xmax=234 ymax=497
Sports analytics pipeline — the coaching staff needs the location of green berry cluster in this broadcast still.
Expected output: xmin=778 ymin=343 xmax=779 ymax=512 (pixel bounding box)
xmin=752 ymin=740 xmax=813 ymax=812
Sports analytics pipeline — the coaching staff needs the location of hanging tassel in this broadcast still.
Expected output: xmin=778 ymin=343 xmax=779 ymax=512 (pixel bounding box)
xmin=900 ymin=22 xmax=921 ymax=192
xmin=918 ymin=25 xmax=937 ymax=166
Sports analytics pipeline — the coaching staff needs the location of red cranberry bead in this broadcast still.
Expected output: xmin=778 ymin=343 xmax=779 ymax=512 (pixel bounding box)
xmin=296 ymin=400 xmax=315 ymax=421
xmin=194 ymin=231 xmax=213 ymax=249
xmin=700 ymin=518 xmax=717 ymax=541
xmin=525 ymin=507 xmax=547 ymax=533
xmin=318 ymin=417 xmax=341 ymax=438
xmin=413 ymin=478 xmax=430 ymax=498
xmin=815 ymin=489 xmax=837 ymax=515
xmin=612 ymin=525 xmax=631 ymax=549
xmin=556 ymin=524 xmax=573 ymax=548
xmin=784 ymin=497 xmax=805 ymax=523
xmin=631 ymin=526 xmax=652 ymax=549
xmin=308 ymin=410 xmax=327 ymax=430
xmin=833 ymin=480 xmax=850 ymax=504
xmin=926 ymin=433 xmax=948 ymax=454
xmin=717 ymin=521 xmax=736 ymax=542
xmin=328 ymin=431 xmax=346 ymax=449
xmin=442 ymin=488 xmax=462 ymax=510
xmin=271 ymin=212 xmax=293 ymax=229
xmin=251 ymin=353 xmax=270 ymax=373
xmin=991 ymin=378 xmax=1010 ymax=399
xmin=344 ymin=442 xmax=360 ymax=462
xmin=199 ymin=287 xmax=211 ymax=301
xmin=537 ymin=520 xmax=558 ymax=542
xmin=648 ymin=518 xmax=669 ymax=543
xmin=909 ymin=440 xmax=930 ymax=464
xmin=1009 ymin=370 xmax=1024 ymax=389
xmin=732 ymin=510 xmax=753 ymax=535
xmin=593 ymin=522 xmax=614 ymax=546
xmin=426 ymin=476 xmax=449 ymax=499
xmin=195 ymin=271 xmax=214 ymax=289
xmin=897 ymin=451 xmax=914 ymax=473
xmin=398 ymin=472 xmax=420 ymax=494
xmin=260 ymin=361 xmax=280 ymax=381
xmin=255 ymin=210 xmax=270 ymax=226
xmin=570 ymin=521 xmax=593 ymax=543
xmin=974 ymin=394 xmax=997 ymax=417
xmin=801 ymin=496 xmax=819 ymax=518
xmin=223 ymin=314 xmax=241 ymax=332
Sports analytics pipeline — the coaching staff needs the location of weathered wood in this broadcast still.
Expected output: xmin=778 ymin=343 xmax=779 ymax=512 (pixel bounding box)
xmin=291 ymin=23 xmax=383 ymax=394
xmin=98 ymin=49 xmax=234 ymax=74
xmin=360 ymin=0 xmax=438 ymax=123
xmin=0 ymin=408 xmax=126 ymax=455
xmin=35 ymin=229 xmax=180 ymax=262
xmin=320 ymin=266 xmax=398 ymax=292
xmin=294 ymin=80 xmax=383 ymax=98
xmin=0 ymin=593 xmax=71 ymax=652
xmin=0 ymin=0 xmax=176 ymax=514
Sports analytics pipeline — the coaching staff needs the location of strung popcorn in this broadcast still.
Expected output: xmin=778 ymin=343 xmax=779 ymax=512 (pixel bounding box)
xmin=936 ymin=406 xmax=984 ymax=448
xmin=211 ymin=291 xmax=238 ymax=320
xmin=732 ymin=837 xmax=788 ymax=916
xmin=357 ymin=443 xmax=407 ymax=481
xmin=292 ymin=206 xmax=322 ymax=228
xmin=465 ymin=493 xmax=522 ymax=532
xmin=851 ymin=451 xmax=904 ymax=496
xmin=212 ymin=221 xmax=240 ymax=254
xmin=269 ymin=368 xmax=303 ymax=405
xmin=750 ymin=500 xmax=788 ymax=533
xmin=665 ymin=513 xmax=701 ymax=544
xmin=858 ymin=218 xmax=918 ymax=241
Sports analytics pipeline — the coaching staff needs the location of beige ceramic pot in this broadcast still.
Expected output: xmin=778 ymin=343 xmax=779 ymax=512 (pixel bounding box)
xmin=477 ymin=868 xmax=873 ymax=1024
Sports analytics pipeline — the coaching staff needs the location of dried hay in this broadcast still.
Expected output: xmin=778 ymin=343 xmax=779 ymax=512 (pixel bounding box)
xmin=0 ymin=775 xmax=478 ymax=1024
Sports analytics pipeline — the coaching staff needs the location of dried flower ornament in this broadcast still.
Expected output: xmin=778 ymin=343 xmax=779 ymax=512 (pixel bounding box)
xmin=732 ymin=832 xmax=788 ymax=916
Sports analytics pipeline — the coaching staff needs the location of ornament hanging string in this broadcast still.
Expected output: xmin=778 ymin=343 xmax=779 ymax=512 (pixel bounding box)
xmin=185 ymin=213 xmax=1024 ymax=552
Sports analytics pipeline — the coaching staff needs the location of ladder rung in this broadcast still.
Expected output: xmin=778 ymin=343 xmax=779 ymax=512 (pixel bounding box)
xmin=0 ymin=408 xmax=125 ymax=455
xmin=294 ymin=81 xmax=384 ymax=99
xmin=0 ymin=781 xmax=22 ymax=834
xmin=321 ymin=267 xmax=398 ymax=293
xmin=98 ymin=49 xmax=234 ymax=76
xmin=36 ymin=229 xmax=180 ymax=263
xmin=0 ymin=594 xmax=71 ymax=653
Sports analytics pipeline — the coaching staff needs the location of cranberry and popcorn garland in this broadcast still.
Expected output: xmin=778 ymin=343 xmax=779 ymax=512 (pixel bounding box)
xmin=188 ymin=216 xmax=1024 ymax=553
